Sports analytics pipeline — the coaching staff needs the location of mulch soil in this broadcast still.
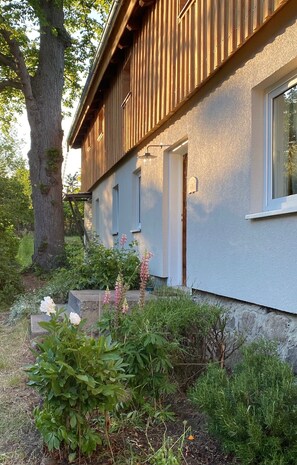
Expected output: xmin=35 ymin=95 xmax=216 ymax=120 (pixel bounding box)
xmin=43 ymin=395 xmax=238 ymax=465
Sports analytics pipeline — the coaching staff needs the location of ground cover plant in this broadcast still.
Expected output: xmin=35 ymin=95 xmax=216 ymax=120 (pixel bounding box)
xmin=189 ymin=340 xmax=297 ymax=465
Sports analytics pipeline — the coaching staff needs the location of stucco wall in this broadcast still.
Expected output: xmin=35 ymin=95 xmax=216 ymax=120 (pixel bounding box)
xmin=90 ymin=14 xmax=297 ymax=315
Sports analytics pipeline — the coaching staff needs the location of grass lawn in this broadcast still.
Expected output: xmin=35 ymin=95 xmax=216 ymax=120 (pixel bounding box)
xmin=16 ymin=234 xmax=81 ymax=270
xmin=0 ymin=315 xmax=42 ymax=465
xmin=16 ymin=233 xmax=34 ymax=269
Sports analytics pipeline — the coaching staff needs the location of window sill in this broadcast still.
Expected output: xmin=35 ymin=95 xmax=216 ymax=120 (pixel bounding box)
xmin=130 ymin=228 xmax=141 ymax=234
xmin=245 ymin=207 xmax=297 ymax=220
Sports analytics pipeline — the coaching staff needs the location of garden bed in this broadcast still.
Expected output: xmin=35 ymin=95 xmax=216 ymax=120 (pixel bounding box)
xmin=0 ymin=310 xmax=237 ymax=465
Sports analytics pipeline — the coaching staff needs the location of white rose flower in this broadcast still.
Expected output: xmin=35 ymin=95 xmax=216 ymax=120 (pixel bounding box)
xmin=40 ymin=296 xmax=56 ymax=316
xmin=69 ymin=312 xmax=81 ymax=326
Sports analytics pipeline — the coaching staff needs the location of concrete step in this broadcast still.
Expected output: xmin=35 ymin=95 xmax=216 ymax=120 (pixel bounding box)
xmin=31 ymin=290 xmax=153 ymax=337
xmin=30 ymin=304 xmax=69 ymax=338
xmin=68 ymin=289 xmax=153 ymax=327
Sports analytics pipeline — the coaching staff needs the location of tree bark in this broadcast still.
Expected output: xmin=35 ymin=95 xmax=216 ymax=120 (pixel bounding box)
xmin=26 ymin=0 xmax=66 ymax=270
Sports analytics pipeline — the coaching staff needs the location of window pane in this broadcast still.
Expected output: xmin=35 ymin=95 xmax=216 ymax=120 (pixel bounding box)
xmin=112 ymin=185 xmax=119 ymax=234
xmin=272 ymin=84 xmax=297 ymax=198
xmin=132 ymin=169 xmax=141 ymax=230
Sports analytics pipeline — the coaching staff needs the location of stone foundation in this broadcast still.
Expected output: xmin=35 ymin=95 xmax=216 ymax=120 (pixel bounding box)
xmin=192 ymin=290 xmax=297 ymax=373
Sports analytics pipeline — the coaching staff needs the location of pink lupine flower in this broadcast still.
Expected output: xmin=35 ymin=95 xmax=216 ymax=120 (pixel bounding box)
xmin=119 ymin=233 xmax=128 ymax=247
xmin=103 ymin=287 xmax=111 ymax=305
xmin=122 ymin=298 xmax=129 ymax=314
xmin=114 ymin=273 xmax=129 ymax=326
xmin=140 ymin=251 xmax=153 ymax=283
xmin=139 ymin=251 xmax=153 ymax=308
xmin=114 ymin=274 xmax=124 ymax=309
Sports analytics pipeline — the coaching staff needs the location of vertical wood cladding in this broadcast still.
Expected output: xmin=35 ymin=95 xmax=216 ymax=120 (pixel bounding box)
xmin=82 ymin=0 xmax=289 ymax=191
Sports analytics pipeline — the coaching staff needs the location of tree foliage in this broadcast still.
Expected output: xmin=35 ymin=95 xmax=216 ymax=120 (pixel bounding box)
xmin=0 ymin=0 xmax=110 ymax=111
xmin=0 ymin=129 xmax=33 ymax=232
xmin=0 ymin=0 xmax=111 ymax=270
xmin=0 ymin=129 xmax=32 ymax=309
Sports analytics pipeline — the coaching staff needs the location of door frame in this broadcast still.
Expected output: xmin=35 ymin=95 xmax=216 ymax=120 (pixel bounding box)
xmin=165 ymin=140 xmax=188 ymax=286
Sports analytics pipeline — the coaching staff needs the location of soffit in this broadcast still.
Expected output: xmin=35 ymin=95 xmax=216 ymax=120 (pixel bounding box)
xmin=69 ymin=0 xmax=155 ymax=149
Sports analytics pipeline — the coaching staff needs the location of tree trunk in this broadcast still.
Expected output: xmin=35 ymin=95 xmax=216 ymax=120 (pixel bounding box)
xmin=26 ymin=0 xmax=66 ymax=271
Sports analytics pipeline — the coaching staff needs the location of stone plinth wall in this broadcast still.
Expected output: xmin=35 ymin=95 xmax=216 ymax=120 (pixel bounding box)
xmin=192 ymin=290 xmax=297 ymax=373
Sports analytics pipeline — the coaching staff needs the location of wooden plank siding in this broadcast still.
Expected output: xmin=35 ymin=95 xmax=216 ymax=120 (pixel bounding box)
xmin=81 ymin=0 xmax=289 ymax=192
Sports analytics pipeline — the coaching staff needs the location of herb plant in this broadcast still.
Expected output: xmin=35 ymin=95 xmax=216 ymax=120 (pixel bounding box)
xmin=189 ymin=340 xmax=297 ymax=465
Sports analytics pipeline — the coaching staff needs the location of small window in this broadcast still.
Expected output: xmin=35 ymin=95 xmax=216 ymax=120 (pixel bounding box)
xmin=266 ymin=76 xmax=297 ymax=211
xmin=112 ymin=184 xmax=119 ymax=235
xmin=132 ymin=169 xmax=141 ymax=231
xmin=95 ymin=198 xmax=100 ymax=236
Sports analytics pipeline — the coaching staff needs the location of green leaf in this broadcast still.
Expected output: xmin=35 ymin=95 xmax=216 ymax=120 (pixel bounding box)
xmin=70 ymin=413 xmax=77 ymax=428
xmin=76 ymin=374 xmax=96 ymax=388
xmin=68 ymin=452 xmax=77 ymax=463
xmin=100 ymin=352 xmax=120 ymax=361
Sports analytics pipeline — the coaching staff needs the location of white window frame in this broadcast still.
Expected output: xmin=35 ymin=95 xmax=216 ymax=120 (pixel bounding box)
xmin=112 ymin=184 xmax=119 ymax=236
xmin=131 ymin=169 xmax=141 ymax=232
xmin=265 ymin=75 xmax=297 ymax=213
xmin=95 ymin=197 xmax=100 ymax=236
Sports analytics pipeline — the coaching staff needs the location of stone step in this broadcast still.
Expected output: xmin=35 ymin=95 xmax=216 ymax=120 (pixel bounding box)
xmin=31 ymin=290 xmax=153 ymax=337
xmin=68 ymin=289 xmax=153 ymax=327
xmin=30 ymin=304 xmax=69 ymax=338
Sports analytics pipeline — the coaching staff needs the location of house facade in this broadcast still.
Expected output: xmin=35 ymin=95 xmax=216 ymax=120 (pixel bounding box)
xmin=69 ymin=0 xmax=297 ymax=365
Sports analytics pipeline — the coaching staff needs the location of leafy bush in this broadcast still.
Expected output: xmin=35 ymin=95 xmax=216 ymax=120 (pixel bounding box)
xmin=0 ymin=225 xmax=23 ymax=310
xmin=99 ymin=294 xmax=237 ymax=405
xmin=48 ymin=236 xmax=140 ymax=291
xmin=9 ymin=237 xmax=140 ymax=321
xmin=189 ymin=340 xmax=297 ymax=465
xmin=99 ymin=308 xmax=177 ymax=407
xmin=27 ymin=304 xmax=127 ymax=462
xmin=141 ymin=296 xmax=242 ymax=387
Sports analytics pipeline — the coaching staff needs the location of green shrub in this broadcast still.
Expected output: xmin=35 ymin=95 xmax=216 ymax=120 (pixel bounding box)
xmin=9 ymin=237 xmax=140 ymax=321
xmin=99 ymin=295 xmax=237 ymax=405
xmin=142 ymin=296 xmax=241 ymax=387
xmin=27 ymin=304 xmax=127 ymax=462
xmin=99 ymin=308 xmax=177 ymax=407
xmin=189 ymin=340 xmax=297 ymax=465
xmin=0 ymin=225 xmax=23 ymax=310
xmin=49 ymin=236 xmax=140 ymax=291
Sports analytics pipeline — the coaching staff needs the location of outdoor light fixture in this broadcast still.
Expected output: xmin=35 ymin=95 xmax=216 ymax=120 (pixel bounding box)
xmin=137 ymin=143 xmax=171 ymax=162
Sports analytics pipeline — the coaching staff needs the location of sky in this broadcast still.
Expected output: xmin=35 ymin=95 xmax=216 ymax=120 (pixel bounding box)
xmin=18 ymin=111 xmax=81 ymax=181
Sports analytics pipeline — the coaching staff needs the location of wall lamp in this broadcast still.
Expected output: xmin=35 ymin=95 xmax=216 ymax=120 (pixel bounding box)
xmin=137 ymin=144 xmax=171 ymax=162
